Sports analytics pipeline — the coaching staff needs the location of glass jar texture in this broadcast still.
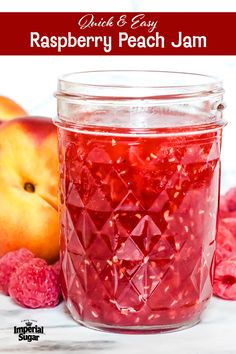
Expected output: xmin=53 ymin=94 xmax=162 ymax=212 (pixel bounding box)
xmin=55 ymin=71 xmax=226 ymax=333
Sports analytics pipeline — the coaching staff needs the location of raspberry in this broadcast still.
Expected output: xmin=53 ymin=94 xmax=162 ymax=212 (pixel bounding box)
xmin=221 ymin=218 xmax=236 ymax=240
xmin=225 ymin=187 xmax=236 ymax=212
xmin=219 ymin=195 xmax=236 ymax=219
xmin=219 ymin=195 xmax=229 ymax=218
xmin=213 ymin=255 xmax=236 ymax=300
xmin=9 ymin=258 xmax=61 ymax=308
xmin=0 ymin=248 xmax=34 ymax=295
xmin=215 ymin=224 xmax=236 ymax=264
xmin=51 ymin=260 xmax=61 ymax=277
xmin=217 ymin=223 xmax=234 ymax=244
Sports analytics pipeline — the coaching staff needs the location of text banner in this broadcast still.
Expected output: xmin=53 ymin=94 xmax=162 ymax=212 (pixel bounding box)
xmin=0 ymin=12 xmax=235 ymax=55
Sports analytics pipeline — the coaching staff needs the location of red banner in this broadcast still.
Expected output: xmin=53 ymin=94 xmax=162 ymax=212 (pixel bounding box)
xmin=0 ymin=12 xmax=235 ymax=55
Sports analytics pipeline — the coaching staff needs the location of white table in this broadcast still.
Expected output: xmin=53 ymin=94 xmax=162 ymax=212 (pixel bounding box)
xmin=1 ymin=294 xmax=235 ymax=354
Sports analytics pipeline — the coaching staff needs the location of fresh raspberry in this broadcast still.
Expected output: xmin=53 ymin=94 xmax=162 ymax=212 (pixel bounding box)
xmin=219 ymin=194 xmax=236 ymax=218
xmin=215 ymin=224 xmax=236 ymax=264
xmin=225 ymin=187 xmax=236 ymax=212
xmin=219 ymin=195 xmax=229 ymax=218
xmin=217 ymin=223 xmax=234 ymax=244
xmin=0 ymin=248 xmax=34 ymax=295
xmin=215 ymin=246 xmax=235 ymax=266
xmin=213 ymin=255 xmax=236 ymax=300
xmin=221 ymin=218 xmax=236 ymax=240
xmin=51 ymin=260 xmax=61 ymax=277
xmin=9 ymin=258 xmax=61 ymax=308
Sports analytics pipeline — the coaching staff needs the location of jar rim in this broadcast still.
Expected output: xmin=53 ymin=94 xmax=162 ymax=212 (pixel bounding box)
xmin=57 ymin=70 xmax=223 ymax=100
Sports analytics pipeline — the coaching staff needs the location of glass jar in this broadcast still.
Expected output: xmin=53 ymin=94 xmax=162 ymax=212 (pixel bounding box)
xmin=55 ymin=70 xmax=226 ymax=333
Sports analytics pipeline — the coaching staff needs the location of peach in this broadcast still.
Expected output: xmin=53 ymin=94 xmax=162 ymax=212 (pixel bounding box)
xmin=0 ymin=96 xmax=27 ymax=121
xmin=0 ymin=117 xmax=59 ymax=263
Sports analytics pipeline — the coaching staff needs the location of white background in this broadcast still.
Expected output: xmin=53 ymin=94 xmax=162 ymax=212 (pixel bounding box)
xmin=0 ymin=0 xmax=235 ymax=191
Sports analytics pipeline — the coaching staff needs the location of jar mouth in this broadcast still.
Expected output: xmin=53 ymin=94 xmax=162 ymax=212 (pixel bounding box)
xmin=57 ymin=70 xmax=223 ymax=100
xmin=55 ymin=70 xmax=226 ymax=136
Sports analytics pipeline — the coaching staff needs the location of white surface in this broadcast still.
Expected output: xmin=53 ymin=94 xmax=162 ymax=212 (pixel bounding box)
xmin=1 ymin=294 xmax=236 ymax=354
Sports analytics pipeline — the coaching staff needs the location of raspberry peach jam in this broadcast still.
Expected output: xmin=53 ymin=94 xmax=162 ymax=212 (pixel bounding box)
xmin=55 ymin=71 xmax=226 ymax=333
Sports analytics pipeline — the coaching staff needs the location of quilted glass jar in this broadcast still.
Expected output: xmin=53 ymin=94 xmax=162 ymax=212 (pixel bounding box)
xmin=55 ymin=71 xmax=226 ymax=333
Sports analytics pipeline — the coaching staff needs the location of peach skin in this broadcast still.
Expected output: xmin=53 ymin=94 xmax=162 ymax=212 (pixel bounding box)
xmin=0 ymin=117 xmax=59 ymax=263
xmin=0 ymin=96 xmax=27 ymax=121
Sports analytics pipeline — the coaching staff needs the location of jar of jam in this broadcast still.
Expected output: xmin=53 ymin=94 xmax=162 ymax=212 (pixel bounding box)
xmin=55 ymin=70 xmax=226 ymax=333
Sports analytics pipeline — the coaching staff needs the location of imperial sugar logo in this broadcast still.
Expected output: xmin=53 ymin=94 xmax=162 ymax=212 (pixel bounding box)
xmin=13 ymin=319 xmax=45 ymax=342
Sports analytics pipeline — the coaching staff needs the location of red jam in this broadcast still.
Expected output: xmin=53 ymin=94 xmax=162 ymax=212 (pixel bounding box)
xmin=59 ymin=126 xmax=221 ymax=333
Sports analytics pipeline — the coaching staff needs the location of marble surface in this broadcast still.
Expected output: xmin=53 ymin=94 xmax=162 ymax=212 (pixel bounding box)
xmin=0 ymin=294 xmax=236 ymax=354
